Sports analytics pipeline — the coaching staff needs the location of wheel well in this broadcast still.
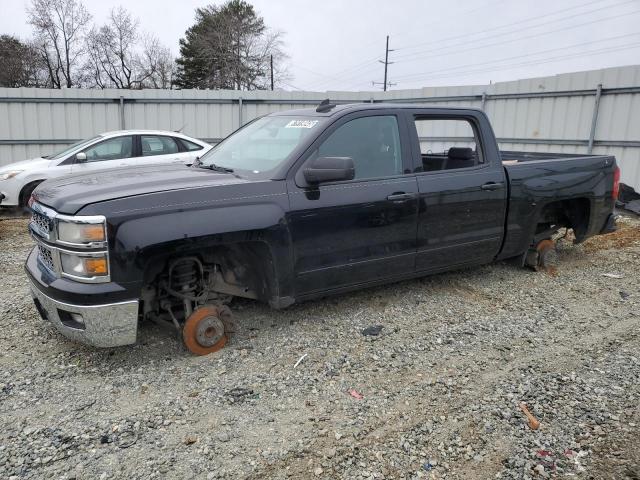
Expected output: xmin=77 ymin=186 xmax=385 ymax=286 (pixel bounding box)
xmin=19 ymin=180 xmax=44 ymax=207
xmin=536 ymin=198 xmax=590 ymax=242
xmin=143 ymin=241 xmax=278 ymax=303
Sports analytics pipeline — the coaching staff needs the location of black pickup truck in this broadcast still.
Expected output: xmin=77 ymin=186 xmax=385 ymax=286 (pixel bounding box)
xmin=25 ymin=102 xmax=619 ymax=354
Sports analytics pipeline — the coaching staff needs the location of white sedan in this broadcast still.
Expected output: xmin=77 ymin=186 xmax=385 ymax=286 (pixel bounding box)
xmin=0 ymin=130 xmax=212 ymax=208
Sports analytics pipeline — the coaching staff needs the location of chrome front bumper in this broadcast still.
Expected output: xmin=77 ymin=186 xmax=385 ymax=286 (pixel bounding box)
xmin=30 ymin=285 xmax=139 ymax=347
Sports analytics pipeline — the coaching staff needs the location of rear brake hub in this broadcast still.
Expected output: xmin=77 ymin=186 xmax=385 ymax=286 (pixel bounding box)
xmin=195 ymin=316 xmax=225 ymax=347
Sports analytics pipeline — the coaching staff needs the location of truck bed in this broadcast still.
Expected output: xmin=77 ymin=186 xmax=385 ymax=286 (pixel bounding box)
xmin=498 ymin=150 xmax=617 ymax=261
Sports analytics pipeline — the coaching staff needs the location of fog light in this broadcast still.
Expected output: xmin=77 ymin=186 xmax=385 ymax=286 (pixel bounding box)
xmin=57 ymin=309 xmax=86 ymax=330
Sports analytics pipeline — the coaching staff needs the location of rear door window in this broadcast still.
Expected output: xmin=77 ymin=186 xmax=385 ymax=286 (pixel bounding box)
xmin=413 ymin=118 xmax=483 ymax=172
xmin=178 ymin=138 xmax=204 ymax=151
xmin=141 ymin=135 xmax=180 ymax=156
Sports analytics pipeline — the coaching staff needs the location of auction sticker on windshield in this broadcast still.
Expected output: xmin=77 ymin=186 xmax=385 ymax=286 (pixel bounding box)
xmin=285 ymin=120 xmax=319 ymax=128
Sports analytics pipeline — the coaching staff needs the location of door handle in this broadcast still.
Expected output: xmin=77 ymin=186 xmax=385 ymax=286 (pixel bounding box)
xmin=386 ymin=192 xmax=418 ymax=202
xmin=481 ymin=182 xmax=505 ymax=191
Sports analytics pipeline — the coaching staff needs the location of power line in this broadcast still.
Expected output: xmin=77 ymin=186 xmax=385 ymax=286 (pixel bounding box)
xmin=393 ymin=0 xmax=637 ymax=63
xmin=336 ymin=7 xmax=639 ymax=91
xmin=390 ymin=10 xmax=640 ymax=78
xmin=394 ymin=33 xmax=640 ymax=81
xmin=393 ymin=0 xmax=620 ymax=56
xmin=293 ymin=0 xmax=637 ymax=91
xmin=298 ymin=0 xmax=509 ymax=90
xmin=394 ymin=42 xmax=640 ymax=85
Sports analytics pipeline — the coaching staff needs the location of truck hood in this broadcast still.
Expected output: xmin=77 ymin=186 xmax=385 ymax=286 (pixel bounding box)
xmin=32 ymin=164 xmax=247 ymax=214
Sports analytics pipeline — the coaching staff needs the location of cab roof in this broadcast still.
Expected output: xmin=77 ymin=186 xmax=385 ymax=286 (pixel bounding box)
xmin=269 ymin=103 xmax=483 ymax=117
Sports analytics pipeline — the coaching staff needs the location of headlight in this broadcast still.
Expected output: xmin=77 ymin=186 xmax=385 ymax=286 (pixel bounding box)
xmin=57 ymin=220 xmax=106 ymax=244
xmin=0 ymin=170 xmax=23 ymax=180
xmin=60 ymin=252 xmax=109 ymax=278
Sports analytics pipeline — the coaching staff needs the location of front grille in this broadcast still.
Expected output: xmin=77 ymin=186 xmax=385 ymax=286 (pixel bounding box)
xmin=37 ymin=244 xmax=56 ymax=272
xmin=31 ymin=210 xmax=51 ymax=237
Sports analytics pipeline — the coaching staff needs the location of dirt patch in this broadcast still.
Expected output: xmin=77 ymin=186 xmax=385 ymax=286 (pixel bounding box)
xmin=582 ymin=217 xmax=640 ymax=253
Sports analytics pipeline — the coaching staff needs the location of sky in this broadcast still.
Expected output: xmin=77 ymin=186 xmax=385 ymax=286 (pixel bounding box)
xmin=1 ymin=0 xmax=639 ymax=91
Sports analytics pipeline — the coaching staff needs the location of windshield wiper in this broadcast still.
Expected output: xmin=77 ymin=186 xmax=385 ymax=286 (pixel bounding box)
xmin=198 ymin=163 xmax=234 ymax=173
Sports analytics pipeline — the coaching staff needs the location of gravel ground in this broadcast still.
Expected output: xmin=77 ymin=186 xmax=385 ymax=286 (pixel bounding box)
xmin=0 ymin=214 xmax=639 ymax=480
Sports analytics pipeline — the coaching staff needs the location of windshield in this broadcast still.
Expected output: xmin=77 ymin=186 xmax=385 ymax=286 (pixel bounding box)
xmin=199 ymin=116 xmax=322 ymax=173
xmin=49 ymin=136 xmax=102 ymax=160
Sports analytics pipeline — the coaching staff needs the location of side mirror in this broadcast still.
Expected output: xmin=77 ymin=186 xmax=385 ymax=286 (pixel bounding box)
xmin=303 ymin=156 xmax=355 ymax=184
xmin=75 ymin=152 xmax=87 ymax=163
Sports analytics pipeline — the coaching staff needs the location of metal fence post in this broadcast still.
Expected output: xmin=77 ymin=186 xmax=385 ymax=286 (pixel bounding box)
xmin=238 ymin=96 xmax=243 ymax=128
xmin=587 ymin=84 xmax=602 ymax=154
xmin=119 ymin=96 xmax=125 ymax=130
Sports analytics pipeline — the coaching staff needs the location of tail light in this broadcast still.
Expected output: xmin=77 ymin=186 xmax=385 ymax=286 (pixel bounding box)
xmin=612 ymin=165 xmax=620 ymax=200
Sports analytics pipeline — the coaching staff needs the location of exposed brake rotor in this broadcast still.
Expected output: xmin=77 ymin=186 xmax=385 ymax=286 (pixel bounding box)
xmin=183 ymin=306 xmax=228 ymax=355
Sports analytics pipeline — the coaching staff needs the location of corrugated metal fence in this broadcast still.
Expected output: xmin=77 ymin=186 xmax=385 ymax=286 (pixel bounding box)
xmin=1 ymin=65 xmax=639 ymax=190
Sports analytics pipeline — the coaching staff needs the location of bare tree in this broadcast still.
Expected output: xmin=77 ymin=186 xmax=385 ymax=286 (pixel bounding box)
xmin=84 ymin=7 xmax=138 ymax=89
xmin=28 ymin=0 xmax=91 ymax=88
xmin=84 ymin=8 xmax=174 ymax=89
xmin=138 ymin=35 xmax=175 ymax=89
xmin=252 ymin=29 xmax=290 ymax=90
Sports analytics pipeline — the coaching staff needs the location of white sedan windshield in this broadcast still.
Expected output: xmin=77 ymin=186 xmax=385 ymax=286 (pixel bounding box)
xmin=199 ymin=117 xmax=322 ymax=173
xmin=49 ymin=136 xmax=102 ymax=160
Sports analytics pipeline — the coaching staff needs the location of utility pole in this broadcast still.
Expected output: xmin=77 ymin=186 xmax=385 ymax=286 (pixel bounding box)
xmin=382 ymin=35 xmax=389 ymax=91
xmin=372 ymin=35 xmax=395 ymax=91
xmin=270 ymin=55 xmax=274 ymax=91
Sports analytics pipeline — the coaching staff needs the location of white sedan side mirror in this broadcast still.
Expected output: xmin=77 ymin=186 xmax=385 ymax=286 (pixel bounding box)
xmin=75 ymin=152 xmax=87 ymax=162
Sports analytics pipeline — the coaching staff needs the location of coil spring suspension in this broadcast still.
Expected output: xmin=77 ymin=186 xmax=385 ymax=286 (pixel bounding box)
xmin=165 ymin=257 xmax=206 ymax=321
xmin=171 ymin=260 xmax=201 ymax=297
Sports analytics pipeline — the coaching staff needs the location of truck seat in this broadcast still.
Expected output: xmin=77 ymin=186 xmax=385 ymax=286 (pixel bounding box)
xmin=446 ymin=147 xmax=475 ymax=169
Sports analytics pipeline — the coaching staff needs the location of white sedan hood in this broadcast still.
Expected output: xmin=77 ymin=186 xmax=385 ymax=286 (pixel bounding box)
xmin=0 ymin=157 xmax=55 ymax=172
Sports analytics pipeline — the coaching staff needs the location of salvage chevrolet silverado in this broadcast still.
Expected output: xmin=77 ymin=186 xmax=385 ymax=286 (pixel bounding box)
xmin=25 ymin=103 xmax=619 ymax=354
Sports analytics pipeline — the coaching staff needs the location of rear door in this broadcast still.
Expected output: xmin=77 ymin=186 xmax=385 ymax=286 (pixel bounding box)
xmin=407 ymin=111 xmax=507 ymax=271
xmin=287 ymin=111 xmax=419 ymax=295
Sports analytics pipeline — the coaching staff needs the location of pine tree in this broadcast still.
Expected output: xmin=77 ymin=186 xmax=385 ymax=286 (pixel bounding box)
xmin=175 ymin=0 xmax=285 ymax=90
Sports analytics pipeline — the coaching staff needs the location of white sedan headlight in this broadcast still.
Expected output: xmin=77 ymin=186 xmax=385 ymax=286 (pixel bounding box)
xmin=57 ymin=221 xmax=106 ymax=244
xmin=0 ymin=170 xmax=23 ymax=180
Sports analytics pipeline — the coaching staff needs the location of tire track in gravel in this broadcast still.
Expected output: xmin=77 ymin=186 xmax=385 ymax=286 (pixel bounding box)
xmin=249 ymin=315 xmax=639 ymax=479
xmin=245 ymin=247 xmax=640 ymax=479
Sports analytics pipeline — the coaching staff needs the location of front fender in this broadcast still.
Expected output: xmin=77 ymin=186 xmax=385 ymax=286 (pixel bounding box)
xmin=109 ymin=203 xmax=295 ymax=304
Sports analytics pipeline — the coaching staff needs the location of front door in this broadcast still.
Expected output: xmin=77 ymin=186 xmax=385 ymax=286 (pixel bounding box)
xmin=287 ymin=113 xmax=419 ymax=295
xmin=70 ymin=135 xmax=136 ymax=173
